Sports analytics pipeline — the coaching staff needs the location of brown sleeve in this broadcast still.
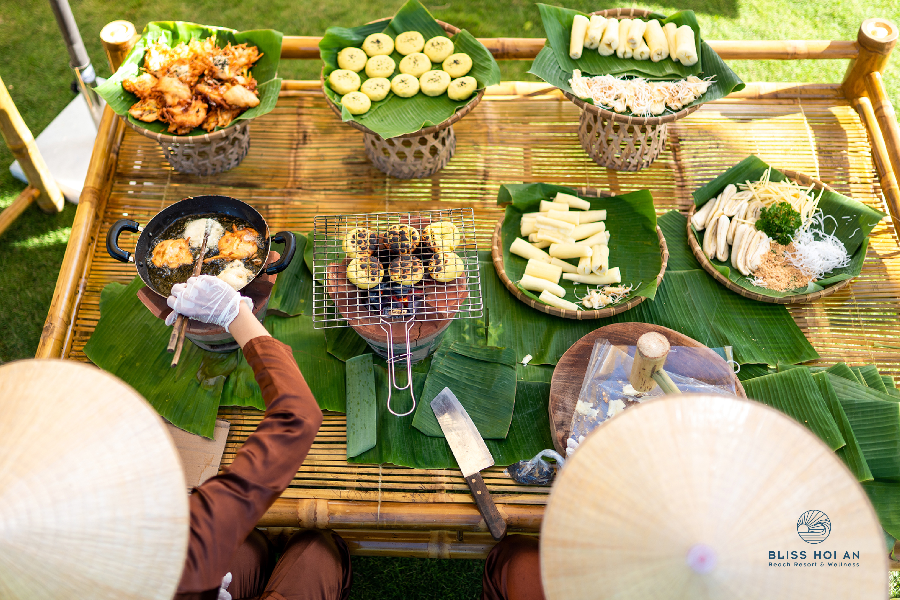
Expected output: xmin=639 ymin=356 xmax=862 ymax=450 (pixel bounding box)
xmin=176 ymin=336 xmax=323 ymax=595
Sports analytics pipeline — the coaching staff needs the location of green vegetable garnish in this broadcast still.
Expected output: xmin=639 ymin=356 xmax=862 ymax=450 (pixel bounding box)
xmin=756 ymin=201 xmax=802 ymax=245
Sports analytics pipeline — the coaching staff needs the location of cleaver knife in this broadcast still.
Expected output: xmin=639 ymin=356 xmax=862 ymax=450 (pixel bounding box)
xmin=432 ymin=387 xmax=507 ymax=540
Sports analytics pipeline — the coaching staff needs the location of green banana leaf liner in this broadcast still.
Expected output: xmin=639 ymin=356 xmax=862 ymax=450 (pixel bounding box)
xmin=529 ymin=5 xmax=745 ymax=120
xmin=96 ymin=21 xmax=283 ymax=136
xmin=494 ymin=183 xmax=664 ymax=318
xmin=688 ymin=155 xmax=885 ymax=301
xmin=319 ymin=0 xmax=501 ymax=140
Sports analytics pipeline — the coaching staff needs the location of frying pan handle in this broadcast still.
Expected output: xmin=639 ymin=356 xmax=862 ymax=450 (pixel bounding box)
xmin=265 ymin=231 xmax=296 ymax=275
xmin=107 ymin=219 xmax=140 ymax=263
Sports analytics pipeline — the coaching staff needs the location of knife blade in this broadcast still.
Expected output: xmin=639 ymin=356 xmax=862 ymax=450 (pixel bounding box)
xmin=432 ymin=387 xmax=507 ymax=540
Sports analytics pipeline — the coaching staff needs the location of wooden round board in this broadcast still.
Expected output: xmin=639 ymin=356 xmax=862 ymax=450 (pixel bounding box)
xmin=548 ymin=323 xmax=747 ymax=454
xmin=687 ymin=168 xmax=853 ymax=304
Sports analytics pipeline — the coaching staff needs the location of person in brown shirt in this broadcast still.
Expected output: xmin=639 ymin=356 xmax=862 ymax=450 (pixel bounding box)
xmin=167 ymin=275 xmax=352 ymax=600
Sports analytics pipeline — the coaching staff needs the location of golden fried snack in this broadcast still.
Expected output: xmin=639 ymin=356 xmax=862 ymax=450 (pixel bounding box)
xmin=151 ymin=238 xmax=193 ymax=269
xmin=204 ymin=225 xmax=259 ymax=262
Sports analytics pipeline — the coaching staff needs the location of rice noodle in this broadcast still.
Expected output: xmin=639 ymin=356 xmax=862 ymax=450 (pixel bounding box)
xmin=569 ymin=71 xmax=714 ymax=117
xmin=783 ymin=210 xmax=850 ymax=279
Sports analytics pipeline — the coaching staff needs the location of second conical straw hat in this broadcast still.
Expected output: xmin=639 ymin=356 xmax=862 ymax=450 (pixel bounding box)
xmin=0 ymin=359 xmax=189 ymax=600
xmin=541 ymin=394 xmax=887 ymax=600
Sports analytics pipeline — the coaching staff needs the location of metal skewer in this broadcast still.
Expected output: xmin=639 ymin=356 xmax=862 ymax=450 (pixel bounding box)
xmin=168 ymin=224 xmax=211 ymax=367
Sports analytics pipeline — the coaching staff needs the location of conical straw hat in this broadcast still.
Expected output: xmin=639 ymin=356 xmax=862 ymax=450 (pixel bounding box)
xmin=0 ymin=360 xmax=189 ymax=600
xmin=541 ymin=394 xmax=887 ymax=600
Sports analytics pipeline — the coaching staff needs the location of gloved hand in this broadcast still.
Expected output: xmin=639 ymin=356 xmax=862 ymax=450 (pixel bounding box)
xmin=217 ymin=572 xmax=232 ymax=600
xmin=165 ymin=275 xmax=252 ymax=332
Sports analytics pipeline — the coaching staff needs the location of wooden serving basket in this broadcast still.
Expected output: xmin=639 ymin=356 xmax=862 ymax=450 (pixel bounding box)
xmin=491 ymin=188 xmax=669 ymax=319
xmin=323 ymin=20 xmax=486 ymax=179
xmin=563 ymin=7 xmax=705 ymax=172
xmin=686 ymin=169 xmax=855 ymax=304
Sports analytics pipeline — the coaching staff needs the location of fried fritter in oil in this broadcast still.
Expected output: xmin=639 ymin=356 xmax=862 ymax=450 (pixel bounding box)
xmin=152 ymin=238 xmax=194 ymax=269
xmin=121 ymin=36 xmax=263 ymax=135
xmin=204 ymin=225 xmax=259 ymax=262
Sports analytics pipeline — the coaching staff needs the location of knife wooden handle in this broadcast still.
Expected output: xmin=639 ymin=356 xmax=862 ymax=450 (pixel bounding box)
xmin=466 ymin=473 xmax=507 ymax=540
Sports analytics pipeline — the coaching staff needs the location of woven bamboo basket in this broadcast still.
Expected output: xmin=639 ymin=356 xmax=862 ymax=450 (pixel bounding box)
xmin=491 ymin=188 xmax=669 ymax=319
xmin=121 ymin=117 xmax=251 ymax=176
xmin=562 ymin=8 xmax=704 ymax=172
xmin=323 ymin=20 xmax=486 ymax=179
xmin=686 ymin=169 xmax=855 ymax=304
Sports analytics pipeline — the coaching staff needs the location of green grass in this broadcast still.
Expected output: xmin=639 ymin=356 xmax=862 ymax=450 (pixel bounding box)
xmin=0 ymin=0 xmax=897 ymax=592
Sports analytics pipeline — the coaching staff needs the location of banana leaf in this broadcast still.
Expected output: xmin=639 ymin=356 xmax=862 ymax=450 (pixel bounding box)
xmin=743 ymin=369 xmax=845 ymax=451
xmin=830 ymin=374 xmax=900 ymax=481
xmin=537 ymin=5 xmax=702 ymax=78
xmin=325 ymin=326 xmax=372 ymax=362
xmin=84 ymin=277 xmax=231 ymax=438
xmin=528 ymin=27 xmax=744 ymax=119
xmin=95 ymin=22 xmax=283 ymax=136
xmin=350 ymin=357 xmax=554 ymax=468
xmin=267 ymin=233 xmax=311 ymax=317
xmin=826 ymin=362 xmax=862 ymax=385
xmin=737 ymin=364 xmax=776 ymax=381
xmin=220 ymin=350 xmax=265 ymax=411
xmin=690 ymin=156 xmax=885 ymax=298
xmin=861 ymin=482 xmax=900 ymax=541
xmin=263 ymin=315 xmax=347 ymax=412
xmin=412 ymin=342 xmax=518 ymax=438
xmin=319 ymin=0 xmax=501 ymax=140
xmin=812 ymin=372 xmax=873 ymax=482
xmin=346 ymin=354 xmax=378 ymax=458
xmin=658 ymin=207 xmax=702 ymax=273
xmin=498 ymin=183 xmax=661 ymax=310
xmin=855 ymin=365 xmax=888 ymax=392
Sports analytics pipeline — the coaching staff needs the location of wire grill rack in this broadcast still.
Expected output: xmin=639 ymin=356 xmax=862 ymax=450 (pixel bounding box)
xmin=311 ymin=208 xmax=484 ymax=416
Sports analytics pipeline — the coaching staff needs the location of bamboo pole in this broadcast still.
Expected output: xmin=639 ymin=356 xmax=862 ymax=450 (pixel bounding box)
xmin=0 ymin=186 xmax=39 ymax=237
xmin=842 ymin=18 xmax=897 ymax=99
xmin=258 ymin=498 xmax=543 ymax=532
xmin=855 ymin=96 xmax=900 ymax=239
xmin=865 ymin=72 xmax=900 ymax=195
xmin=0 ymin=75 xmax=64 ymax=214
xmin=281 ymin=36 xmax=858 ymax=61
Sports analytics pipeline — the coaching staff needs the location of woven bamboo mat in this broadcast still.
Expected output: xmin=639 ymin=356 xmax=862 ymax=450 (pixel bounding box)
xmin=65 ymin=87 xmax=900 ymax=506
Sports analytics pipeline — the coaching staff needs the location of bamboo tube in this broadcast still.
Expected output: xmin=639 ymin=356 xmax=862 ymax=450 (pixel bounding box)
xmin=855 ymin=96 xmax=900 ymax=239
xmin=0 ymin=75 xmax=64 ymax=214
xmin=630 ymin=332 xmax=673 ymax=393
xmin=0 ymin=186 xmax=39 ymax=238
xmin=100 ymin=20 xmax=140 ymax=72
xmin=36 ymin=106 xmax=122 ymax=358
xmin=257 ymin=498 xmax=543 ymax=531
xmin=865 ymin=72 xmax=900 ymax=193
xmin=842 ymin=18 xmax=897 ymax=99
xmin=280 ymin=35 xmax=858 ymax=61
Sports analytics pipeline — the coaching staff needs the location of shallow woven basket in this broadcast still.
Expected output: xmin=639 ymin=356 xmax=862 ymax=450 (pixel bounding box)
xmin=123 ymin=117 xmax=251 ymax=176
xmin=323 ymin=19 xmax=486 ymax=179
xmin=563 ymin=8 xmax=703 ymax=172
xmin=687 ymin=168 xmax=854 ymax=304
xmin=491 ymin=188 xmax=669 ymax=319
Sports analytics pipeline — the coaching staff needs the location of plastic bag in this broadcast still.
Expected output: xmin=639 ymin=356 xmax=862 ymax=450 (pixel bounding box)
xmin=506 ymin=449 xmax=566 ymax=485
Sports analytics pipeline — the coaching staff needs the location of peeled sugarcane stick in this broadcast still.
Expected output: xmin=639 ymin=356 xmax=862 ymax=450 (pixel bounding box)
xmin=629 ymin=332 xmax=681 ymax=394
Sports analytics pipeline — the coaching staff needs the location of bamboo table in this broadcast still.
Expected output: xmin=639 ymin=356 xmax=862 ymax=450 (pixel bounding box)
xmin=38 ymin=20 xmax=900 ymax=562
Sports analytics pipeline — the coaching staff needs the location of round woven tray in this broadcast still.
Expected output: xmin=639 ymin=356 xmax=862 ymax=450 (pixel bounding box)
xmin=491 ymin=188 xmax=669 ymax=319
xmin=686 ymin=168 xmax=854 ymax=304
xmin=322 ymin=19 xmax=486 ymax=179
xmin=122 ymin=117 xmax=251 ymax=176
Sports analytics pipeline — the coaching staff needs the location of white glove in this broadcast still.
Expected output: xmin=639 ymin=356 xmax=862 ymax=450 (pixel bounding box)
xmin=217 ymin=572 xmax=232 ymax=600
xmin=165 ymin=275 xmax=252 ymax=332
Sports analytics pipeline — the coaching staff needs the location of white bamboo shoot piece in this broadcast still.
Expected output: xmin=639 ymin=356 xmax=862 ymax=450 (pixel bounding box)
xmin=535 ymin=215 xmax=577 ymax=236
xmin=520 ymin=273 xmax=566 ymax=297
xmin=549 ymin=243 xmax=593 ymax=259
xmin=615 ymin=19 xmax=632 ymax=58
xmin=520 ymin=217 xmax=537 ymax=236
xmin=534 ymin=231 xmax=575 ymax=245
xmin=590 ymin=244 xmax=610 ymax=275
xmin=546 ymin=209 xmax=580 ymax=225
xmin=577 ymin=255 xmax=592 ymax=276
xmin=626 ymin=19 xmax=646 ymax=49
xmin=674 ymin=25 xmax=698 ymax=66
xmin=554 ymin=192 xmax=591 ymax=211
xmin=540 ymin=200 xmax=569 ymax=212
xmin=580 ymin=230 xmax=610 ymax=247
xmin=533 ymin=240 xmax=551 ymax=249
xmin=572 ymin=221 xmax=606 ymax=240
xmin=563 ymin=267 xmax=621 ymax=285
xmin=511 ymin=237 xmax=551 ymax=263
xmin=550 ymin=257 xmax=578 ymax=274
xmin=663 ymin=22 xmax=679 ymax=62
xmin=633 ymin=39 xmax=651 ymax=61
xmin=569 ymin=15 xmax=590 ymax=59
xmin=525 ymin=259 xmax=563 ymax=284
xmin=644 ymin=20 xmax=669 ymax=62
xmin=578 ymin=209 xmax=606 ymax=223
xmin=539 ymin=290 xmax=580 ymax=311
xmin=584 ymin=15 xmax=607 ymax=50
xmin=599 ymin=17 xmax=618 ymax=56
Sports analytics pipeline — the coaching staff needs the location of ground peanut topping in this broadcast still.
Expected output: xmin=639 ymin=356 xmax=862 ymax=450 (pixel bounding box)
xmin=751 ymin=242 xmax=815 ymax=292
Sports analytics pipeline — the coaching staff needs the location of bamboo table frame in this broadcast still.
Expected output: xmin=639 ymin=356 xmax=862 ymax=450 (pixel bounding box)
xmin=37 ymin=19 xmax=900 ymax=563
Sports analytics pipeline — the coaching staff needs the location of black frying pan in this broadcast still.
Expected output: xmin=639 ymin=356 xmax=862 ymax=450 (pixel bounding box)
xmin=107 ymin=195 xmax=296 ymax=298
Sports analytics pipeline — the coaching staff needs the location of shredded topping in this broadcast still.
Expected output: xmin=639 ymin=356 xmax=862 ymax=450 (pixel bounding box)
xmin=739 ymin=167 xmax=822 ymax=227
xmin=569 ymin=71 xmax=714 ymax=117
xmin=581 ymin=284 xmax=634 ymax=309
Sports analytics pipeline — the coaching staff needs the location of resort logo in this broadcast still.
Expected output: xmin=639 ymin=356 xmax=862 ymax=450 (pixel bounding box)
xmin=797 ymin=510 xmax=831 ymax=544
